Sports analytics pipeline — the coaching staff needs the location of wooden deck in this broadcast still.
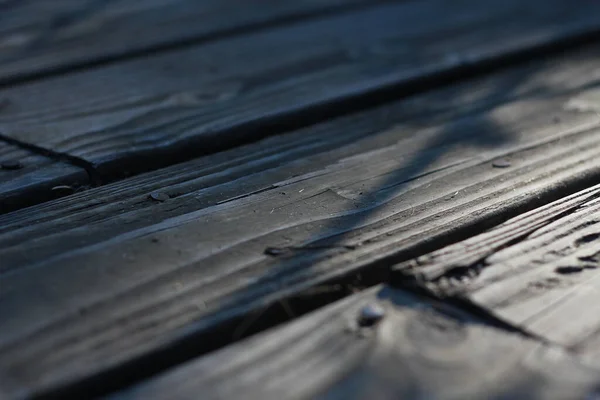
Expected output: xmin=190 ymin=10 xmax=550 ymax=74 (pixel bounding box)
xmin=3 ymin=1 xmax=600 ymax=398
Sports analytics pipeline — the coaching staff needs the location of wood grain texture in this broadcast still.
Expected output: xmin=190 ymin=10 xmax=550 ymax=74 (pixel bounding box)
xmin=2 ymin=0 xmax=600 ymax=178
xmin=4 ymin=45 xmax=600 ymax=397
xmin=0 ymin=141 xmax=88 ymax=213
xmin=0 ymin=0 xmax=375 ymax=84
xmin=109 ymin=285 xmax=600 ymax=400
xmin=394 ymin=180 xmax=600 ymax=358
xmin=6 ymin=44 xmax=600 ymax=271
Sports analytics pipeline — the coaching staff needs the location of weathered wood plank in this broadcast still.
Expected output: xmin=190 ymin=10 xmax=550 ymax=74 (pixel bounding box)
xmin=1 ymin=0 xmax=600 ymax=178
xmin=3 ymin=46 xmax=600 ymax=398
xmin=0 ymin=141 xmax=89 ymax=213
xmin=5 ymin=45 xmax=600 ymax=271
xmin=394 ymin=180 xmax=600 ymax=357
xmin=109 ymin=285 xmax=600 ymax=400
xmin=0 ymin=0 xmax=375 ymax=84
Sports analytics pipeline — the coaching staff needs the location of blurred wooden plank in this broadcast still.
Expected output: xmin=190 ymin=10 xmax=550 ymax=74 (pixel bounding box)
xmin=0 ymin=0 xmax=376 ymax=84
xmin=0 ymin=141 xmax=89 ymax=213
xmin=1 ymin=0 xmax=600 ymax=178
xmin=3 ymin=45 xmax=600 ymax=398
xmin=108 ymin=285 xmax=600 ymax=400
xmin=394 ymin=180 xmax=600 ymax=358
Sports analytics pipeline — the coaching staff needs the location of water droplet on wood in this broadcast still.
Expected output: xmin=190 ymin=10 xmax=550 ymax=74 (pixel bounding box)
xmin=358 ymin=303 xmax=385 ymax=327
xmin=492 ymin=159 xmax=511 ymax=168
xmin=149 ymin=191 xmax=170 ymax=202
xmin=51 ymin=185 xmax=74 ymax=195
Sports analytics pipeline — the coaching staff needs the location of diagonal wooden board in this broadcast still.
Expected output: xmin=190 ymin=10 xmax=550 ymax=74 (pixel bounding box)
xmin=0 ymin=0 xmax=376 ymax=84
xmin=6 ymin=44 xmax=600 ymax=272
xmin=4 ymin=44 xmax=600 ymax=397
xmin=108 ymin=285 xmax=600 ymax=400
xmin=1 ymin=0 xmax=600 ymax=178
xmin=0 ymin=141 xmax=89 ymax=213
xmin=394 ymin=180 xmax=600 ymax=358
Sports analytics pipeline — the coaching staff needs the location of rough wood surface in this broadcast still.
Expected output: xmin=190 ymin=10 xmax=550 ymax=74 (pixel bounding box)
xmin=109 ymin=285 xmax=600 ymax=400
xmin=395 ymin=180 xmax=600 ymax=358
xmin=1 ymin=0 xmax=600 ymax=178
xmin=0 ymin=0 xmax=375 ymax=84
xmin=5 ymin=45 xmax=600 ymax=271
xmin=0 ymin=141 xmax=88 ymax=213
xmin=3 ymin=45 xmax=600 ymax=398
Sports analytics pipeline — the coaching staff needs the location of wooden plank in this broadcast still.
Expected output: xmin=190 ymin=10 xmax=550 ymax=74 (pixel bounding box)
xmin=0 ymin=141 xmax=89 ymax=213
xmin=4 ymin=45 xmax=600 ymax=397
xmin=6 ymin=44 xmax=600 ymax=271
xmin=108 ymin=285 xmax=600 ymax=400
xmin=394 ymin=180 xmax=600 ymax=357
xmin=0 ymin=0 xmax=375 ymax=84
xmin=1 ymin=0 xmax=600 ymax=178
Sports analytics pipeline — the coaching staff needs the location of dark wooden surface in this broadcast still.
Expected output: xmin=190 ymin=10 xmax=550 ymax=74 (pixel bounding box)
xmin=5 ymin=43 xmax=600 ymax=398
xmin=395 ymin=181 xmax=600 ymax=355
xmin=0 ymin=0 xmax=376 ymax=84
xmin=0 ymin=141 xmax=88 ymax=214
xmin=110 ymin=285 xmax=600 ymax=400
xmin=3 ymin=1 xmax=600 ymax=399
xmin=0 ymin=0 xmax=599 ymax=180
xmin=5 ymin=43 xmax=600 ymax=271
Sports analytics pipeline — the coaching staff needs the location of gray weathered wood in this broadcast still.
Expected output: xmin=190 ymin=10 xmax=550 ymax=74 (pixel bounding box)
xmin=395 ymin=180 xmax=600 ymax=358
xmin=0 ymin=141 xmax=89 ymax=213
xmin=109 ymin=285 xmax=600 ymax=400
xmin=3 ymin=45 xmax=600 ymax=398
xmin=1 ymin=0 xmax=600 ymax=177
xmin=0 ymin=0 xmax=375 ymax=84
xmin=5 ymin=45 xmax=600 ymax=271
